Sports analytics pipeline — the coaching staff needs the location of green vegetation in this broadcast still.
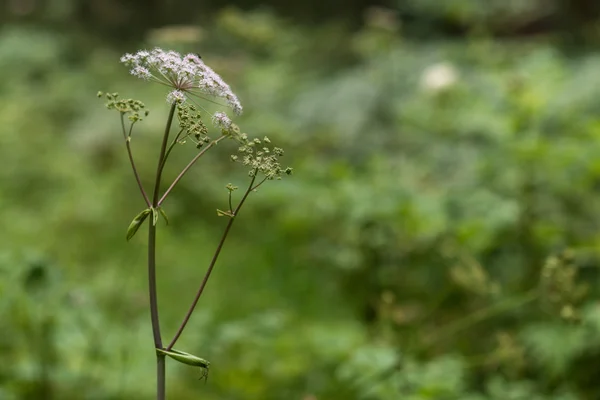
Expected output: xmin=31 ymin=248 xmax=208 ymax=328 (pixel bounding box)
xmin=2 ymin=2 xmax=600 ymax=399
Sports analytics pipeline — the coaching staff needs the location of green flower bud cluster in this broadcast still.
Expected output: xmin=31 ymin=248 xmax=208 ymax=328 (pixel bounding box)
xmin=231 ymin=134 xmax=292 ymax=179
xmin=176 ymin=103 xmax=210 ymax=148
xmin=97 ymin=91 xmax=148 ymax=122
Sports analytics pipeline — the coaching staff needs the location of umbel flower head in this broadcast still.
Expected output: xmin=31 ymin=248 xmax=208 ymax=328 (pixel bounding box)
xmin=120 ymin=48 xmax=243 ymax=115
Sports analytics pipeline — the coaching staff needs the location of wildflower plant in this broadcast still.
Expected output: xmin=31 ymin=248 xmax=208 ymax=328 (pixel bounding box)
xmin=98 ymin=48 xmax=291 ymax=400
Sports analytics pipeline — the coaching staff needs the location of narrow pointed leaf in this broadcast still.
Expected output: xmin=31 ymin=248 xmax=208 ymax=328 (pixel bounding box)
xmin=158 ymin=207 xmax=169 ymax=225
xmin=216 ymin=209 xmax=234 ymax=218
xmin=156 ymin=348 xmax=210 ymax=368
xmin=126 ymin=208 xmax=151 ymax=241
xmin=151 ymin=207 xmax=159 ymax=226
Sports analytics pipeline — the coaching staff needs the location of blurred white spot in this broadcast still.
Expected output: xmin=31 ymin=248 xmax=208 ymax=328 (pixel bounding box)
xmin=420 ymin=62 xmax=459 ymax=92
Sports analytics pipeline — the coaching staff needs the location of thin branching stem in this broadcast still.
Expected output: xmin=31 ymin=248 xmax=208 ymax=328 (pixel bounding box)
xmin=251 ymin=176 xmax=269 ymax=192
xmin=120 ymin=113 xmax=151 ymax=206
xmin=166 ymin=170 xmax=258 ymax=350
xmin=160 ymin=128 xmax=185 ymax=171
xmin=157 ymin=135 xmax=228 ymax=207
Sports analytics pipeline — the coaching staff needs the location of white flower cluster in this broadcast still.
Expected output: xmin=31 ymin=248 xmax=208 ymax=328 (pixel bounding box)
xmin=211 ymin=111 xmax=232 ymax=130
xmin=120 ymin=48 xmax=243 ymax=115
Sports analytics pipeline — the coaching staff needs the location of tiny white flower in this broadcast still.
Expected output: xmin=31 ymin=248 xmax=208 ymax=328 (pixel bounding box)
xmin=166 ymin=90 xmax=186 ymax=104
xmin=132 ymin=66 xmax=152 ymax=80
xmin=212 ymin=111 xmax=232 ymax=129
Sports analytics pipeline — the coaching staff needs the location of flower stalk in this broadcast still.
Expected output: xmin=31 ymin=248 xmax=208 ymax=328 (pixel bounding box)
xmin=167 ymin=170 xmax=257 ymax=350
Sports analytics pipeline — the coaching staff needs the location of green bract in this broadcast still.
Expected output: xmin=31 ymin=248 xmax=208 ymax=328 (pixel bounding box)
xmin=156 ymin=348 xmax=210 ymax=382
xmin=126 ymin=208 xmax=151 ymax=241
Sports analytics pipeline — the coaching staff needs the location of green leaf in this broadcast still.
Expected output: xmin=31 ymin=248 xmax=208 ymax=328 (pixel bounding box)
xmin=151 ymin=207 xmax=159 ymax=226
xmin=216 ymin=209 xmax=234 ymax=218
xmin=156 ymin=348 xmax=210 ymax=368
xmin=157 ymin=348 xmax=210 ymax=382
xmin=126 ymin=208 xmax=151 ymax=241
xmin=158 ymin=207 xmax=169 ymax=225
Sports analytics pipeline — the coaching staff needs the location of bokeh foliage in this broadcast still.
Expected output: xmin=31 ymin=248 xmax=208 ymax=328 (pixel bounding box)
xmin=2 ymin=1 xmax=600 ymax=399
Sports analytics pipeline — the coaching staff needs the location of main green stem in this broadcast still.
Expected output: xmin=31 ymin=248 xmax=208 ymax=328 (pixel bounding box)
xmin=149 ymin=103 xmax=177 ymax=400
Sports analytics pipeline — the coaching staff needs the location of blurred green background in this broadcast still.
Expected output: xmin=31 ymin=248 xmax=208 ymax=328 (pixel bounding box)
xmin=3 ymin=0 xmax=600 ymax=399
